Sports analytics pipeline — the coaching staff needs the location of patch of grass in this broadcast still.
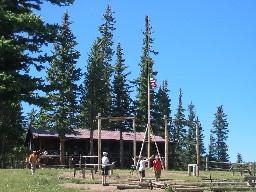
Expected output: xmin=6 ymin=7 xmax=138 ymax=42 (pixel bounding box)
xmin=0 ymin=168 xmax=79 ymax=192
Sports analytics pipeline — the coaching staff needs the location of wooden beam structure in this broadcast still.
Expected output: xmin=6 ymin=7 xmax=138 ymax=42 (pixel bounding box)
xmin=96 ymin=114 xmax=136 ymax=170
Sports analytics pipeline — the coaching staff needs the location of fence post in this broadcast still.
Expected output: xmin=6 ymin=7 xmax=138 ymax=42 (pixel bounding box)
xmin=206 ymin=157 xmax=209 ymax=171
xmin=254 ymin=162 xmax=255 ymax=176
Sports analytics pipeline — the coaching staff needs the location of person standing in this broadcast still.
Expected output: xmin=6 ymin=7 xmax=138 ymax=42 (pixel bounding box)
xmin=101 ymin=152 xmax=109 ymax=186
xmin=152 ymin=155 xmax=162 ymax=182
xmin=29 ymin=151 xmax=38 ymax=175
xmin=68 ymin=155 xmax=74 ymax=168
xmin=137 ymin=155 xmax=154 ymax=182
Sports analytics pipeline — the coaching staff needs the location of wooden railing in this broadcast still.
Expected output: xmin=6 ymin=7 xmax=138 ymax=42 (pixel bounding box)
xmin=205 ymin=157 xmax=254 ymax=176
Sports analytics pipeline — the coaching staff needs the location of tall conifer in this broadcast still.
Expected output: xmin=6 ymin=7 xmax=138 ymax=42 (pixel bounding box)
xmin=112 ymin=42 xmax=133 ymax=168
xmin=79 ymin=5 xmax=116 ymax=154
xmin=210 ymin=105 xmax=229 ymax=166
xmin=38 ymin=11 xmax=81 ymax=141
xmin=112 ymin=42 xmax=133 ymax=127
xmin=185 ymin=103 xmax=206 ymax=167
xmin=79 ymin=40 xmax=104 ymax=154
xmin=97 ymin=4 xmax=116 ymax=119
xmin=0 ymin=0 xmax=74 ymax=167
xmin=134 ymin=15 xmax=158 ymax=132
xmin=185 ymin=102 xmax=197 ymax=165
xmin=155 ymin=80 xmax=171 ymax=137
xmin=173 ymin=88 xmax=187 ymax=169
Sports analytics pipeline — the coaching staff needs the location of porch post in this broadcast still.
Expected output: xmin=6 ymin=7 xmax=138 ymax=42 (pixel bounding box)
xmin=60 ymin=140 xmax=65 ymax=165
xmin=164 ymin=115 xmax=169 ymax=170
xmin=97 ymin=113 xmax=102 ymax=171
xmin=133 ymin=118 xmax=136 ymax=166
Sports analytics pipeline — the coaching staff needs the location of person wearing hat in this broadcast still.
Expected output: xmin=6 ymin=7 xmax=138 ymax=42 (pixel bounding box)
xmin=137 ymin=155 xmax=154 ymax=182
xmin=101 ymin=152 xmax=109 ymax=186
xmin=29 ymin=151 xmax=38 ymax=175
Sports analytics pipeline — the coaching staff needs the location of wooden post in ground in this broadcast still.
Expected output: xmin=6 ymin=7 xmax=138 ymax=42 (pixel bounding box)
xmin=133 ymin=118 xmax=137 ymax=166
xmin=97 ymin=113 xmax=102 ymax=171
xmin=206 ymin=157 xmax=209 ymax=171
xmin=164 ymin=115 xmax=169 ymax=170
xmin=195 ymin=117 xmax=200 ymax=176
xmin=254 ymin=162 xmax=256 ymax=176
xmin=60 ymin=140 xmax=65 ymax=165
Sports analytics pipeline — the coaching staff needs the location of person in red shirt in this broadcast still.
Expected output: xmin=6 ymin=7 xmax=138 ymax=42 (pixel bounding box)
xmin=152 ymin=155 xmax=162 ymax=182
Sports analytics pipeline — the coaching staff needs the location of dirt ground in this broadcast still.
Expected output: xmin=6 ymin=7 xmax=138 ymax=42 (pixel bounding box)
xmin=61 ymin=183 xmax=162 ymax=192
xmin=59 ymin=170 xmax=165 ymax=192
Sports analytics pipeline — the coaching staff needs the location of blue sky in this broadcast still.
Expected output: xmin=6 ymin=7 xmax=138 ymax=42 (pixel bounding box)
xmin=29 ymin=0 xmax=256 ymax=163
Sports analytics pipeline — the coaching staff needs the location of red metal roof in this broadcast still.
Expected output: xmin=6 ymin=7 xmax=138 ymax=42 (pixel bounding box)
xmin=30 ymin=128 xmax=165 ymax=142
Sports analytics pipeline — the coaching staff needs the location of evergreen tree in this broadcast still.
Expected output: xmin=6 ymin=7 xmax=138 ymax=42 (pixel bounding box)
xmin=196 ymin=117 xmax=206 ymax=169
xmin=236 ymin=153 xmax=243 ymax=163
xmin=185 ymin=103 xmax=206 ymax=168
xmin=38 ymin=11 xmax=81 ymax=140
xmin=112 ymin=42 xmax=133 ymax=128
xmin=210 ymin=105 xmax=229 ymax=166
xmin=79 ymin=40 xmax=104 ymax=154
xmin=134 ymin=15 xmax=158 ymax=132
xmin=79 ymin=5 xmax=116 ymax=154
xmin=111 ymin=42 xmax=133 ymax=168
xmin=97 ymin=4 xmax=116 ymax=119
xmin=236 ymin=153 xmax=244 ymax=168
xmin=185 ymin=102 xmax=197 ymax=165
xmin=0 ymin=0 xmax=74 ymax=167
xmin=154 ymin=80 xmax=171 ymax=137
xmin=173 ymin=88 xmax=187 ymax=170
xmin=208 ymin=134 xmax=216 ymax=162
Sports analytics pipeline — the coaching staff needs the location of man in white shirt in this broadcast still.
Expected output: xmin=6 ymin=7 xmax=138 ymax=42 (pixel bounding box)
xmin=137 ymin=155 xmax=154 ymax=182
xmin=101 ymin=152 xmax=109 ymax=186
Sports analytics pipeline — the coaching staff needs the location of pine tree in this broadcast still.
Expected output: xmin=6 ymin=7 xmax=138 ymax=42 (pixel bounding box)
xmin=210 ymin=105 xmax=229 ymax=167
xmin=173 ymin=88 xmax=187 ymax=170
xmin=112 ymin=42 xmax=133 ymax=127
xmin=154 ymin=80 xmax=171 ymax=137
xmin=236 ymin=153 xmax=243 ymax=163
xmin=196 ymin=117 xmax=206 ymax=169
xmin=111 ymin=42 xmax=133 ymax=168
xmin=79 ymin=40 xmax=105 ymax=155
xmin=79 ymin=5 xmax=116 ymax=154
xmin=208 ymin=134 xmax=216 ymax=162
xmin=236 ymin=153 xmax=244 ymax=168
xmin=185 ymin=103 xmax=206 ymax=168
xmin=185 ymin=102 xmax=197 ymax=165
xmin=1 ymin=0 xmax=74 ymax=105
xmin=38 ymin=11 xmax=81 ymax=140
xmin=97 ymin=4 xmax=116 ymax=119
xmin=0 ymin=0 xmax=74 ymax=167
xmin=134 ymin=15 xmax=158 ymax=132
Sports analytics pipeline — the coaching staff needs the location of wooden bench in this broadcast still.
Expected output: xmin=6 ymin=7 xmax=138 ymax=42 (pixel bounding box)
xmin=244 ymin=176 xmax=256 ymax=187
xmin=73 ymin=167 xmax=95 ymax=179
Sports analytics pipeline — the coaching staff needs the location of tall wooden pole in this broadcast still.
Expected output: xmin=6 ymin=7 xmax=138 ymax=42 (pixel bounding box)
xmin=164 ymin=115 xmax=169 ymax=170
xmin=195 ymin=116 xmax=200 ymax=176
xmin=146 ymin=15 xmax=151 ymax=165
xmin=133 ymin=118 xmax=137 ymax=166
xmin=147 ymin=73 xmax=151 ymax=163
xmin=97 ymin=113 xmax=101 ymax=171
